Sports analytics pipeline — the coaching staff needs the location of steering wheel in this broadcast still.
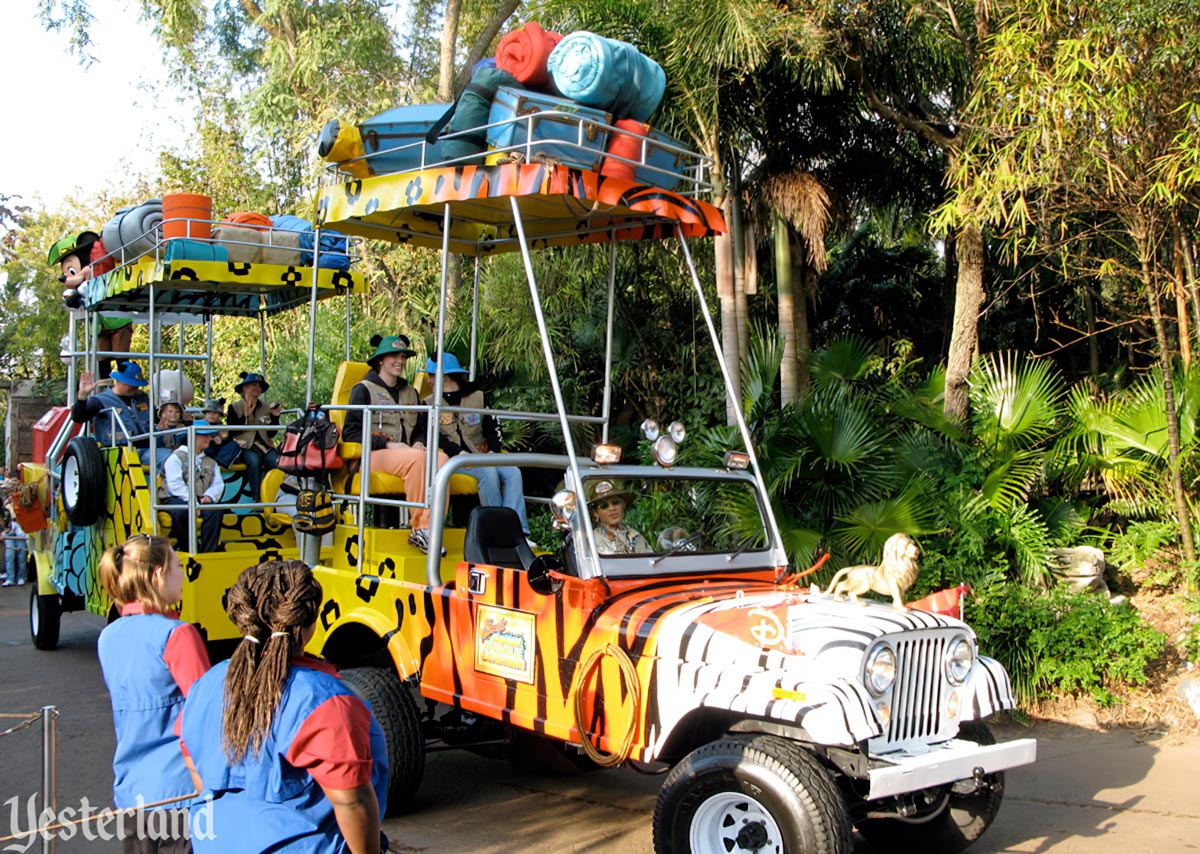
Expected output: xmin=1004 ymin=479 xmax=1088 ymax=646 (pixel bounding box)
xmin=657 ymin=527 xmax=701 ymax=554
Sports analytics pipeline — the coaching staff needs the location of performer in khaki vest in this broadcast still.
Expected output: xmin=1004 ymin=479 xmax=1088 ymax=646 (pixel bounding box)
xmin=226 ymin=371 xmax=281 ymax=496
xmin=425 ymin=353 xmax=533 ymax=548
xmin=158 ymin=427 xmax=225 ymax=552
xmin=342 ymin=334 xmax=448 ymax=554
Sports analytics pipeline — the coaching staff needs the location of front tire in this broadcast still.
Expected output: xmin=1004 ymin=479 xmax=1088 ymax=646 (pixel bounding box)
xmin=61 ymin=436 xmax=106 ymax=526
xmin=30 ymin=586 xmax=61 ymax=651
xmin=653 ymin=735 xmax=851 ymax=854
xmin=340 ymin=666 xmax=425 ymax=816
xmin=855 ymin=721 xmax=1005 ymax=854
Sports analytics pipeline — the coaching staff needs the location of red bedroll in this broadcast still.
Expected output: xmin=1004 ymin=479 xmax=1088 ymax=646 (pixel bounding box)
xmin=496 ymin=21 xmax=563 ymax=88
xmin=601 ymin=118 xmax=650 ymax=181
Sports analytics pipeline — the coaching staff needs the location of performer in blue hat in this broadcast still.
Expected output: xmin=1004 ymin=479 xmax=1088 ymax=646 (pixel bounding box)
xmin=425 ymin=353 xmax=534 ymax=548
xmin=71 ymin=360 xmax=152 ymax=446
xmin=226 ymin=371 xmax=282 ymax=496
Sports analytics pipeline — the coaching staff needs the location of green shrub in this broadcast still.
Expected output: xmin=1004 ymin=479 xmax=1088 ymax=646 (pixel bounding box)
xmin=967 ymin=584 xmax=1166 ymax=707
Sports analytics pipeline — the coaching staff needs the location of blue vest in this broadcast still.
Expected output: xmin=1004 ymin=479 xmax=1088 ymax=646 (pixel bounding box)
xmin=182 ymin=660 xmax=389 ymax=853
xmin=91 ymin=388 xmax=151 ymax=446
xmin=97 ymin=613 xmax=196 ymax=809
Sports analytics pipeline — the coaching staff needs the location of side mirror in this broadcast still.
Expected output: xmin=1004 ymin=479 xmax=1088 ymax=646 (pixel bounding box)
xmin=549 ymin=489 xmax=577 ymax=532
xmin=528 ymin=554 xmax=564 ymax=596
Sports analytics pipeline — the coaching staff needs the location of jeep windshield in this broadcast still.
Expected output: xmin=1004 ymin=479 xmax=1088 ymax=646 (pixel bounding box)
xmin=568 ymin=468 xmax=783 ymax=578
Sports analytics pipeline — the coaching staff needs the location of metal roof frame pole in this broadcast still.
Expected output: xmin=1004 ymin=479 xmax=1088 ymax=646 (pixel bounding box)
xmin=601 ymin=240 xmax=617 ymax=445
xmin=148 ymin=286 xmax=160 ymax=507
xmin=205 ymin=319 xmax=214 ymax=399
xmin=508 ymin=196 xmax=601 ymax=577
xmin=258 ymin=312 xmax=268 ymax=376
xmin=426 ymin=204 xmax=453 ymax=493
xmin=305 ymin=225 xmax=324 ymax=408
xmin=40 ymin=705 xmax=56 ymax=854
xmin=424 ymin=205 xmax=455 ymax=581
xmin=66 ymin=312 xmax=78 ymax=410
xmin=469 ymin=256 xmax=481 ymax=381
xmin=677 ymin=234 xmax=788 ymax=568
xmin=345 ymin=287 xmax=352 ymax=363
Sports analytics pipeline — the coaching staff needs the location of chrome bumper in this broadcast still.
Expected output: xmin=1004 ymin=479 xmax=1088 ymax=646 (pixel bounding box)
xmin=867 ymin=737 xmax=1037 ymax=800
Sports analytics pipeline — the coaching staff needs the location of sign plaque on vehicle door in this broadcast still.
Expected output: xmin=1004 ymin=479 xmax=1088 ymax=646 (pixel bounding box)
xmin=475 ymin=604 xmax=536 ymax=683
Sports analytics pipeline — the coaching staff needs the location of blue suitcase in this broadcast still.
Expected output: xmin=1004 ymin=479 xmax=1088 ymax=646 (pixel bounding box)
xmin=635 ymin=128 xmax=689 ymax=191
xmin=486 ymin=85 xmax=611 ymax=172
xmin=357 ymin=104 xmax=452 ymax=175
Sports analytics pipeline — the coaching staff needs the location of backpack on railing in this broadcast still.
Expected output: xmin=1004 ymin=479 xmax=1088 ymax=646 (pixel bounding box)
xmin=277 ymin=405 xmax=343 ymax=475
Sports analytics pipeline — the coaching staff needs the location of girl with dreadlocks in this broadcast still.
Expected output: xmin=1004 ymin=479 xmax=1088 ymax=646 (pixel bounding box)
xmin=180 ymin=560 xmax=388 ymax=853
xmin=97 ymin=534 xmax=212 ymax=852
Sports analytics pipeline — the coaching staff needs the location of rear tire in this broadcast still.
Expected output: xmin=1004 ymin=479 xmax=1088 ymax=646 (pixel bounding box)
xmin=30 ymin=586 xmax=61 ymax=651
xmin=653 ymin=734 xmax=851 ymax=854
xmin=855 ymin=721 xmax=1005 ymax=854
xmin=61 ymin=436 xmax=106 ymax=526
xmin=340 ymin=666 xmax=425 ymax=816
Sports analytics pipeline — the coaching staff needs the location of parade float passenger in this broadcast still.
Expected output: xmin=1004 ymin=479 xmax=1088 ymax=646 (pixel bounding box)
xmin=425 ymin=353 xmax=534 ymax=549
xmin=97 ymin=534 xmax=212 ymax=852
xmin=342 ymin=334 xmax=446 ymax=553
xmin=71 ymin=361 xmax=152 ymax=446
xmin=180 ymin=560 xmax=388 ymax=853
xmin=225 ymin=372 xmax=281 ymax=496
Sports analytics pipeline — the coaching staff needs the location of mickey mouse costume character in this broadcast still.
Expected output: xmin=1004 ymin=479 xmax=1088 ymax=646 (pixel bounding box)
xmin=47 ymin=230 xmax=132 ymax=378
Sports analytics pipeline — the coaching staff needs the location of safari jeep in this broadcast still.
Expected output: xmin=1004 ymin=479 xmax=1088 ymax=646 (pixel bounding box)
xmin=301 ymin=99 xmax=1037 ymax=854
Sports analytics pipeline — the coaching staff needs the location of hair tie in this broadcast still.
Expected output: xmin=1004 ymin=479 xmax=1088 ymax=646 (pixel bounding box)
xmin=269 ymin=631 xmax=289 ymax=639
xmin=243 ymin=635 xmax=261 ymax=644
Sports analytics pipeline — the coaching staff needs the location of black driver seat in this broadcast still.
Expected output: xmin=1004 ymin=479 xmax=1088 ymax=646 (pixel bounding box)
xmin=463 ymin=506 xmax=535 ymax=571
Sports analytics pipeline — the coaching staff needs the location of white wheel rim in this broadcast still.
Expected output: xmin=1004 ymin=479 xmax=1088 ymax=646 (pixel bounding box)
xmin=63 ymin=455 xmax=81 ymax=509
xmin=689 ymin=791 xmax=784 ymax=854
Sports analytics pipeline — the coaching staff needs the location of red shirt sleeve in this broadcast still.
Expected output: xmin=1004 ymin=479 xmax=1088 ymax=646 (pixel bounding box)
xmin=164 ymin=623 xmax=212 ymax=696
xmin=284 ymin=695 xmax=374 ymax=790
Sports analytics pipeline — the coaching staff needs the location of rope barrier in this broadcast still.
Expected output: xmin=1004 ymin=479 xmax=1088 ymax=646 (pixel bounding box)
xmin=0 ymin=711 xmax=44 ymax=737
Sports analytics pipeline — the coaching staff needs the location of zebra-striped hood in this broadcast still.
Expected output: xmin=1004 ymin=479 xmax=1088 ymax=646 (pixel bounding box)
xmin=627 ymin=586 xmax=1012 ymax=758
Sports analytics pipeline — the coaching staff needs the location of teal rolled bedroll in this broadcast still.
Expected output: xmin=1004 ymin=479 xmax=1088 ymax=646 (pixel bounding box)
xmin=546 ymin=32 xmax=666 ymax=123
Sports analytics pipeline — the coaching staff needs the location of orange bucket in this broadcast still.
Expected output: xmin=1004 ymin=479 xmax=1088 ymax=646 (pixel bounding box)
xmin=601 ymin=119 xmax=650 ymax=181
xmin=162 ymin=193 xmax=213 ymax=240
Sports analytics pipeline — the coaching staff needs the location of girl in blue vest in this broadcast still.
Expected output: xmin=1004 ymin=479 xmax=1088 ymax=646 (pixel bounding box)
xmin=97 ymin=534 xmax=212 ymax=853
xmin=180 ymin=560 xmax=388 ymax=853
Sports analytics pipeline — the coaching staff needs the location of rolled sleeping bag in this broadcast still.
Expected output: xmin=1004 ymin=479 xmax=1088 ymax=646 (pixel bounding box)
xmin=269 ymin=214 xmax=349 ymax=267
xmin=495 ymin=21 xmax=563 ymax=89
xmin=601 ymin=118 xmax=650 ymax=181
xmin=119 ymin=199 xmax=164 ymax=258
xmin=163 ymin=238 xmax=230 ymax=264
xmin=101 ymin=206 xmax=133 ymax=262
xmin=317 ymin=118 xmax=370 ymax=179
xmin=211 ymin=223 xmax=264 ymax=263
xmin=547 ymin=32 xmax=666 ymax=122
xmin=258 ymin=228 xmax=303 ymax=267
xmin=439 ymin=66 xmax=518 ymax=161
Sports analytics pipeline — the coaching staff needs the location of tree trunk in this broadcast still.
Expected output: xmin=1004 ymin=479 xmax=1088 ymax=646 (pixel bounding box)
xmin=1083 ymin=284 xmax=1100 ymax=376
xmin=1142 ymin=255 xmax=1196 ymax=564
xmin=715 ymin=229 xmax=741 ymax=424
xmin=944 ymin=223 xmax=985 ymax=421
xmin=438 ymin=0 xmax=463 ymax=101
xmin=775 ymin=212 xmax=798 ymax=404
xmin=797 ymin=264 xmax=814 ymax=392
xmin=1179 ymin=228 xmax=1200 ymax=359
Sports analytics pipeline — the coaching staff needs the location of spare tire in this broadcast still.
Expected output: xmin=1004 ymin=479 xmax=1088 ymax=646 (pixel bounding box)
xmin=62 ymin=436 xmax=106 ymax=526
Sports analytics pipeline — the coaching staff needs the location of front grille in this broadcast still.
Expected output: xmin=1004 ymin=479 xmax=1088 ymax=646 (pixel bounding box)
xmin=876 ymin=631 xmax=959 ymax=750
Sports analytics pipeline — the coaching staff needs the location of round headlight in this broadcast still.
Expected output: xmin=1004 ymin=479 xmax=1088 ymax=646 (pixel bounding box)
xmin=668 ymin=420 xmax=687 ymax=443
xmin=945 ymin=636 xmax=975 ymax=685
xmin=641 ymin=418 xmax=661 ymax=441
xmin=864 ymin=644 xmax=896 ymax=696
xmin=652 ymin=435 xmax=678 ymax=466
